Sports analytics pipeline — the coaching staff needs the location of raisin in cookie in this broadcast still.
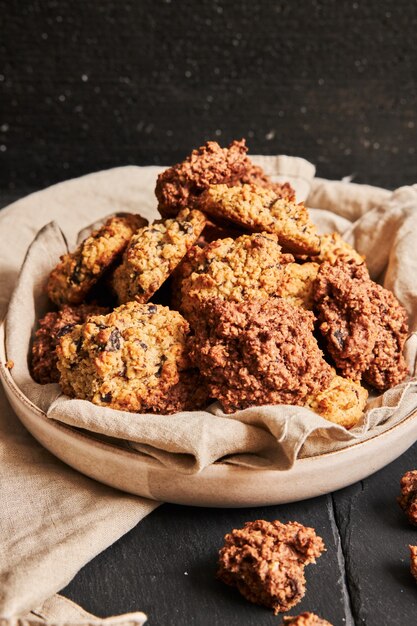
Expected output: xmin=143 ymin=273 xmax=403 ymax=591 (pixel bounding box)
xmin=31 ymin=304 xmax=108 ymax=384
xmin=112 ymin=209 xmax=206 ymax=305
xmin=179 ymin=233 xmax=294 ymax=324
xmin=314 ymin=260 xmax=409 ymax=389
xmin=306 ymin=372 xmax=368 ymax=429
xmin=47 ymin=213 xmax=147 ymax=306
xmin=189 ymin=297 xmax=333 ymax=413
xmin=217 ymin=520 xmax=325 ymax=615
xmin=56 ymin=301 xmax=204 ymax=414
xmin=196 ymin=183 xmax=320 ymax=255
xmin=155 ymin=139 xmax=294 ymax=217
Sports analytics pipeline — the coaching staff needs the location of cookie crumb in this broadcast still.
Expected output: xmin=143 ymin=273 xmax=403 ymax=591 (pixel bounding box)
xmin=283 ymin=612 xmax=333 ymax=625
xmin=5 ymin=360 xmax=14 ymax=370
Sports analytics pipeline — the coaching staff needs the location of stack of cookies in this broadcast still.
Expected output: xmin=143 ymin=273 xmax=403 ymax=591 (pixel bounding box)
xmin=31 ymin=139 xmax=410 ymax=426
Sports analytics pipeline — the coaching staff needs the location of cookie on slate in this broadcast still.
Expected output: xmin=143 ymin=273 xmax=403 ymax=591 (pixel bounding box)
xmin=306 ymin=371 xmax=368 ymax=429
xmin=196 ymin=183 xmax=320 ymax=255
xmin=276 ymin=262 xmax=319 ymax=309
xmin=314 ymin=260 xmax=409 ymax=389
xmin=398 ymin=470 xmax=417 ymax=525
xmin=31 ymin=304 xmax=108 ymax=384
xmin=189 ymin=297 xmax=333 ymax=414
xmin=112 ymin=208 xmax=206 ymax=305
xmin=217 ymin=520 xmax=325 ymax=615
xmin=283 ymin=613 xmax=333 ymax=626
xmin=179 ymin=233 xmax=294 ymax=324
xmin=155 ymin=139 xmax=294 ymax=217
xmin=56 ymin=301 xmax=205 ymax=414
xmin=410 ymin=546 xmax=417 ymax=583
xmin=47 ymin=213 xmax=147 ymax=306
xmin=314 ymin=232 xmax=364 ymax=266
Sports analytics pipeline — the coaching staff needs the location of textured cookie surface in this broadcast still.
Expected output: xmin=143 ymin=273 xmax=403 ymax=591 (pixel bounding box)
xmin=189 ymin=297 xmax=333 ymax=413
xmin=306 ymin=372 xmax=368 ymax=429
xmin=314 ymin=260 xmax=409 ymax=389
xmin=112 ymin=208 xmax=206 ymax=305
xmin=155 ymin=139 xmax=294 ymax=217
xmin=56 ymin=301 xmax=204 ymax=414
xmin=276 ymin=262 xmax=319 ymax=309
xmin=315 ymin=232 xmax=364 ymax=265
xmin=398 ymin=470 xmax=417 ymax=526
xmin=283 ymin=613 xmax=333 ymax=626
xmin=31 ymin=304 xmax=108 ymax=384
xmin=197 ymin=183 xmax=320 ymax=255
xmin=217 ymin=519 xmax=325 ymax=615
xmin=47 ymin=213 xmax=147 ymax=306
xmin=179 ymin=233 xmax=294 ymax=323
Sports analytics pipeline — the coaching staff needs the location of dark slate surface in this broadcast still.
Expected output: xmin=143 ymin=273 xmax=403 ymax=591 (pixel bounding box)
xmin=1 ymin=0 xmax=417 ymax=191
xmin=2 ymin=1 xmax=417 ymax=623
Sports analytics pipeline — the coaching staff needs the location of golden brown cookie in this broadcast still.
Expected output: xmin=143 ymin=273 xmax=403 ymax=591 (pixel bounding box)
xmin=276 ymin=262 xmax=319 ymax=309
xmin=306 ymin=372 xmax=368 ymax=429
xmin=179 ymin=233 xmax=294 ymax=324
xmin=217 ymin=519 xmax=325 ymax=615
xmin=155 ymin=139 xmax=295 ymax=217
xmin=56 ymin=301 xmax=205 ymax=414
xmin=112 ymin=209 xmax=206 ymax=305
xmin=47 ymin=213 xmax=147 ymax=306
xmin=188 ymin=297 xmax=333 ymax=413
xmin=31 ymin=304 xmax=109 ymax=384
xmin=196 ymin=183 xmax=320 ymax=255
xmin=315 ymin=232 xmax=364 ymax=265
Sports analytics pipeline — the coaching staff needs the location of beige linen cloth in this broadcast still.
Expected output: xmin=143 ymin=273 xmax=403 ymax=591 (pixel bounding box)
xmin=1 ymin=157 xmax=417 ymax=621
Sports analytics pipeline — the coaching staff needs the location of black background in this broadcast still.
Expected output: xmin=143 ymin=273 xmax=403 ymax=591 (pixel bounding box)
xmin=2 ymin=1 xmax=417 ymax=625
xmin=1 ymin=0 xmax=417 ymax=192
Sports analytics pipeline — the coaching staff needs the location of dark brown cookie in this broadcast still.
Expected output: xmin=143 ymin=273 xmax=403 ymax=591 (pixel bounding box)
xmin=314 ymin=260 xmax=409 ymax=389
xmin=410 ymin=546 xmax=417 ymax=583
xmin=31 ymin=304 xmax=108 ymax=384
xmin=155 ymin=139 xmax=294 ymax=217
xmin=189 ymin=297 xmax=333 ymax=413
xmin=398 ymin=470 xmax=417 ymax=525
xmin=217 ymin=519 xmax=325 ymax=615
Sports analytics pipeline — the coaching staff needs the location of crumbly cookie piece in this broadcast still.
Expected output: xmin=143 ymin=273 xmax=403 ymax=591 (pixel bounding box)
xmin=283 ymin=613 xmax=333 ymax=626
xmin=31 ymin=304 xmax=108 ymax=384
xmin=189 ymin=298 xmax=333 ymax=413
xmin=47 ymin=213 xmax=147 ymax=306
xmin=179 ymin=233 xmax=294 ymax=324
xmin=314 ymin=260 xmax=409 ymax=389
xmin=398 ymin=470 xmax=417 ymax=525
xmin=57 ymin=301 xmax=198 ymax=414
xmin=276 ymin=262 xmax=319 ymax=309
xmin=197 ymin=183 xmax=320 ymax=255
xmin=217 ymin=519 xmax=325 ymax=615
xmin=112 ymin=209 xmax=206 ymax=305
xmin=155 ymin=139 xmax=295 ymax=217
xmin=306 ymin=372 xmax=368 ymax=429
xmin=315 ymin=232 xmax=364 ymax=265
xmin=410 ymin=546 xmax=417 ymax=583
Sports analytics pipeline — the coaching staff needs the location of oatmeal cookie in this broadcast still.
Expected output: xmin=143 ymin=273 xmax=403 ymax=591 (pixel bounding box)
xmin=112 ymin=209 xmax=206 ymax=305
xmin=197 ymin=183 xmax=320 ymax=255
xmin=398 ymin=470 xmax=417 ymax=525
xmin=283 ymin=614 xmax=333 ymax=626
xmin=306 ymin=372 xmax=368 ymax=429
xmin=179 ymin=233 xmax=294 ymax=324
xmin=217 ymin=519 xmax=325 ymax=615
xmin=47 ymin=213 xmax=147 ymax=306
xmin=155 ymin=139 xmax=294 ymax=217
xmin=189 ymin=298 xmax=333 ymax=413
xmin=410 ymin=546 xmax=417 ymax=583
xmin=276 ymin=262 xmax=319 ymax=309
xmin=315 ymin=232 xmax=364 ymax=266
xmin=31 ymin=304 xmax=108 ymax=384
xmin=314 ymin=260 xmax=409 ymax=389
xmin=56 ymin=301 xmax=201 ymax=414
